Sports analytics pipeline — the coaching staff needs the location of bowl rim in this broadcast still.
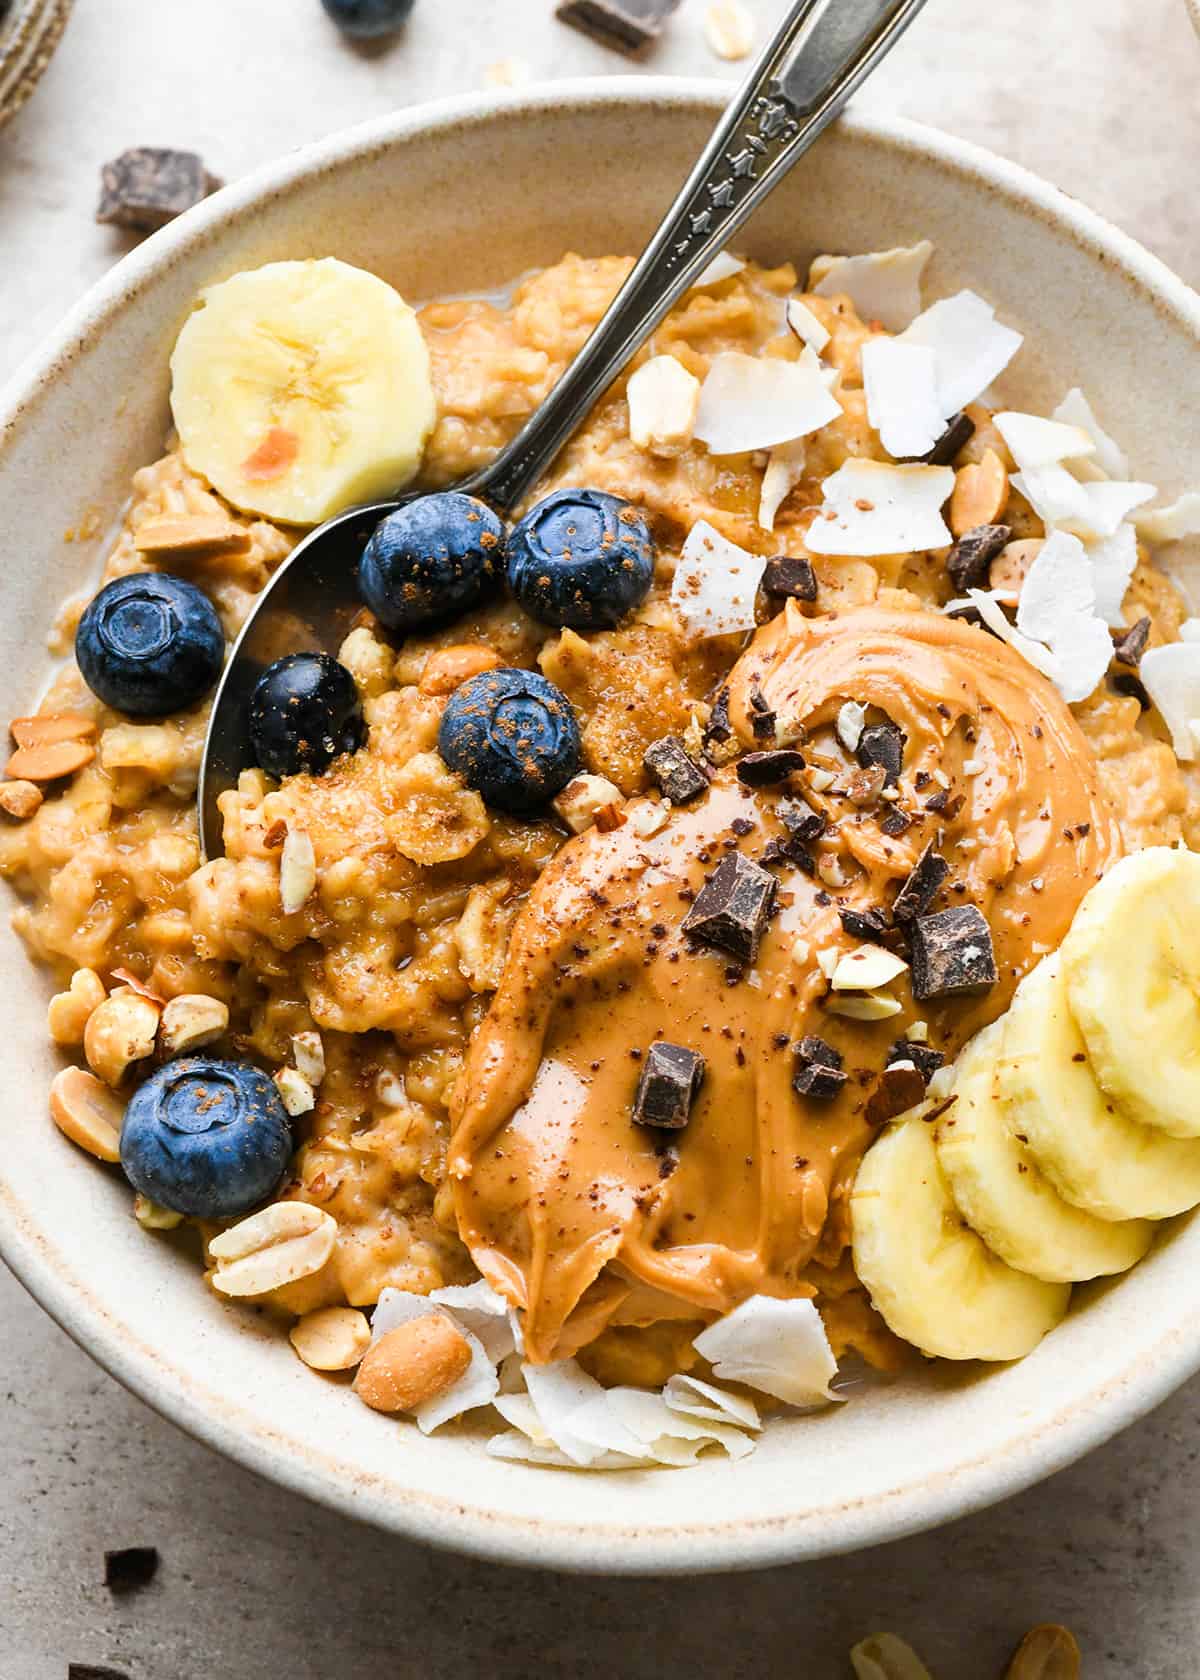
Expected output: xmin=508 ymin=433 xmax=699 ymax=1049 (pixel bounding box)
xmin=4 ymin=76 xmax=1200 ymax=1576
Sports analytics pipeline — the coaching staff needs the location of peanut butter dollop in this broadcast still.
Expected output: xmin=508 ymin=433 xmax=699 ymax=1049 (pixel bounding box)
xmin=448 ymin=603 xmax=1124 ymax=1363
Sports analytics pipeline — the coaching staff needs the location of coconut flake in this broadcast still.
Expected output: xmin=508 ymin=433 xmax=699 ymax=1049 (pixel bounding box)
xmin=429 ymin=1279 xmax=517 ymax=1364
xmin=694 ymin=351 xmax=841 ymax=456
xmin=692 ymin=1296 xmax=839 ymax=1407
xmin=370 ymin=1291 xmax=499 ymax=1433
xmin=1136 ymin=492 xmax=1200 ymax=545
xmin=898 ymin=290 xmax=1023 ymax=415
xmin=861 ymin=339 xmax=944 ymax=460
xmin=606 ymin=1388 xmax=755 ymax=1462
xmin=1012 ymin=463 xmax=1156 ymax=541
xmin=805 ymin=459 xmax=954 ymax=557
xmin=830 ymin=945 xmax=909 ymax=992
xmin=627 ymin=354 xmax=701 ymax=458
xmin=758 ymin=438 xmax=807 ymax=532
xmin=993 ymin=410 xmax=1094 ymax=472
xmin=1140 ymin=642 xmax=1200 ymax=761
xmin=670 ymin=520 xmax=767 ymax=637
xmin=663 ymin=1372 xmax=762 ymax=1432
xmin=690 ymin=251 xmax=745 ymax=289
xmin=1052 ymin=388 xmax=1129 ymax=479
xmin=809 ymin=241 xmax=933 ymax=333
xmin=786 ymin=296 xmax=831 ymax=354
xmin=486 ymin=1430 xmax=643 ymax=1470
xmin=1086 ymin=523 xmax=1139 ymax=628
xmin=980 ymin=529 xmax=1112 ymax=704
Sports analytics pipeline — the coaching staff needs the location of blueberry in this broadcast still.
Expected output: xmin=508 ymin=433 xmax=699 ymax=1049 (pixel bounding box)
xmin=320 ymin=0 xmax=415 ymax=38
xmin=120 ymin=1056 xmax=292 ymax=1218
xmin=358 ymin=492 xmax=505 ymax=633
xmin=438 ymin=668 xmax=582 ymax=812
xmin=506 ymin=488 xmax=655 ymax=630
xmin=75 ymin=574 xmax=224 ymax=717
xmin=248 ymin=652 xmax=365 ymax=780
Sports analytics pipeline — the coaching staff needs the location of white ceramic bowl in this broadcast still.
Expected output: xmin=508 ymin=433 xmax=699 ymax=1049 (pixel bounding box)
xmin=3 ymin=81 xmax=1200 ymax=1576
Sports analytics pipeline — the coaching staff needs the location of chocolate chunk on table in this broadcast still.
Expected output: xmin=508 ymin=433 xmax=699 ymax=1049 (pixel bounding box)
xmin=735 ymin=748 xmax=806 ymax=787
xmin=946 ymin=522 xmax=1012 ymax=593
xmin=643 ymin=735 xmax=708 ymax=804
xmin=892 ymin=841 xmax=949 ymax=924
xmin=792 ymin=1034 xmax=847 ymax=1100
xmin=761 ymin=555 xmax=818 ymax=601
xmin=632 ymin=1041 xmax=706 ymax=1130
xmin=856 ymin=720 xmax=905 ymax=785
xmin=555 ymin=0 xmax=683 ymax=54
xmin=97 ymin=148 xmax=222 ymax=233
xmin=904 ymin=409 xmax=975 ymax=467
xmin=69 ymin=1668 xmax=131 ymax=1680
xmin=865 ymin=1060 xmax=929 ymax=1124
xmin=682 ymin=852 xmax=777 ymax=964
xmin=1111 ymin=615 xmax=1151 ymax=667
xmin=104 ymin=1546 xmax=159 ymax=1593
xmin=910 ymin=905 xmax=998 ymax=1000
xmin=886 ymin=1039 xmax=945 ymax=1084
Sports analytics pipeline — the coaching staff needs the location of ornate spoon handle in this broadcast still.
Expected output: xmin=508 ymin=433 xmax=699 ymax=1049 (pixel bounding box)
xmin=475 ymin=0 xmax=931 ymax=512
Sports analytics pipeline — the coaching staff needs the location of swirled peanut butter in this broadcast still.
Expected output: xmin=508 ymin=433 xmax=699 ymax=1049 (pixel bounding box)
xmin=448 ymin=601 xmax=1125 ymax=1363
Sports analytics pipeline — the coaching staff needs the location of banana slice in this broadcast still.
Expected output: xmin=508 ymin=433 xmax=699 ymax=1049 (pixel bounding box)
xmin=1061 ymin=847 xmax=1200 ymax=1138
xmin=169 ymin=258 xmax=436 ymax=526
xmin=999 ymin=953 xmax=1200 ymax=1220
xmin=851 ymin=1105 xmax=1069 ymax=1362
xmin=935 ymin=1021 xmax=1153 ymax=1282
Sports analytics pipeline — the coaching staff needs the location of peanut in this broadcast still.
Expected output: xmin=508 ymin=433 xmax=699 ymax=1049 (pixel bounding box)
xmin=949 ymin=447 xmax=1010 ymax=538
xmin=49 ymin=1066 xmax=124 ymax=1162
xmin=354 ymin=1313 xmax=472 ymax=1414
xmin=159 ymin=993 xmax=229 ymax=1057
xmin=11 ymin=712 xmax=95 ymax=749
xmin=133 ymin=515 xmax=251 ymax=557
xmin=47 ymin=968 xmax=107 ymax=1046
xmin=989 ymin=537 xmax=1044 ymax=598
xmin=208 ymin=1203 xmax=337 ymax=1298
xmin=0 ymin=779 xmax=43 ymax=819
xmin=1004 ymin=1625 xmax=1080 ymax=1680
xmin=290 ymin=1306 xmax=372 ymax=1371
xmin=6 ymin=738 xmax=96 ymax=782
xmin=280 ymin=827 xmax=316 ymax=914
xmin=418 ymin=644 xmax=504 ymax=696
xmin=83 ymin=986 xmax=161 ymax=1087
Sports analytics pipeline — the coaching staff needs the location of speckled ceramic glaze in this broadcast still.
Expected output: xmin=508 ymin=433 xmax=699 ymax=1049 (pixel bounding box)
xmin=2 ymin=82 xmax=1200 ymax=1575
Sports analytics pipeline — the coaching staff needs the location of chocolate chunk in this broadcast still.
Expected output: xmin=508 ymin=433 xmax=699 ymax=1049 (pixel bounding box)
xmin=104 ymin=1546 xmax=159 ymax=1593
xmin=856 ymin=720 xmax=905 ymax=785
xmin=750 ymin=707 xmax=777 ymax=741
xmin=682 ymin=852 xmax=777 ymax=963
xmin=946 ymin=523 xmax=1012 ymax=593
xmin=909 ymin=905 xmax=998 ymax=1000
xmin=555 ymin=0 xmax=682 ymax=52
xmin=97 ymin=148 xmax=222 ymax=233
xmin=1111 ymin=615 xmax=1151 ymax=668
xmin=865 ymin=1061 xmax=929 ymax=1124
xmin=702 ymin=687 xmax=733 ymax=761
xmin=903 ymin=409 xmax=975 ymax=467
xmin=792 ymin=1035 xmax=847 ymax=1100
xmin=761 ymin=555 xmax=818 ymax=601
xmin=880 ymin=808 xmax=912 ymax=837
xmin=779 ymin=800 xmax=825 ymax=844
xmin=632 ymin=1041 xmax=706 ymax=1130
xmin=1110 ymin=670 xmax=1151 ymax=709
xmin=736 ymin=748 xmax=806 ymax=786
xmin=892 ymin=842 xmax=949 ymax=924
xmin=643 ymin=736 xmax=708 ymax=804
xmin=887 ymin=1039 xmax=945 ymax=1084
xmin=839 ymin=905 xmax=890 ymax=943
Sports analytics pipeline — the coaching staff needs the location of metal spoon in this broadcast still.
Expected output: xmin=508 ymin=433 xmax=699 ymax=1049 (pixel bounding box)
xmin=199 ymin=0 xmax=930 ymax=857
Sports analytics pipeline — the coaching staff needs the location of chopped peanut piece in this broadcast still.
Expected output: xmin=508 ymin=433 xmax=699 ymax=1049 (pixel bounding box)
xmin=133 ymin=515 xmax=251 ymax=557
xmin=354 ymin=1314 xmax=472 ymax=1414
xmin=159 ymin=993 xmax=229 ymax=1056
xmin=290 ymin=1306 xmax=372 ymax=1371
xmin=291 ymin=1030 xmax=325 ymax=1085
xmin=208 ymin=1203 xmax=337 ymax=1298
xmin=274 ymin=1066 xmax=315 ymax=1116
xmin=47 ymin=968 xmax=107 ymax=1046
xmin=49 ymin=1066 xmax=124 ymax=1162
xmin=418 ymin=644 xmax=504 ymax=696
xmin=552 ymin=773 xmax=624 ymax=834
xmin=0 ymin=779 xmax=43 ymax=819
xmin=83 ymin=987 xmax=161 ymax=1087
xmin=989 ymin=537 xmax=1044 ymax=597
xmin=949 ymin=447 xmax=1009 ymax=537
xmin=11 ymin=712 xmax=96 ymax=749
xmin=7 ymin=738 xmax=96 ymax=782
xmin=280 ymin=827 xmax=317 ymax=914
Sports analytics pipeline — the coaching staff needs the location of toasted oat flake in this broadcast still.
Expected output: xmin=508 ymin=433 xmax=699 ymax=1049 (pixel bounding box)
xmin=694 ymin=351 xmax=841 ymax=456
xmin=810 ymin=241 xmax=933 ymax=334
xmin=279 ymin=827 xmax=316 ymax=914
xmin=704 ymin=0 xmax=755 ymax=59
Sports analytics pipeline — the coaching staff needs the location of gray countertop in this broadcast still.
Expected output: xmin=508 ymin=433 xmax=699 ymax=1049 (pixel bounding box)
xmin=2 ymin=2 xmax=1199 ymax=1674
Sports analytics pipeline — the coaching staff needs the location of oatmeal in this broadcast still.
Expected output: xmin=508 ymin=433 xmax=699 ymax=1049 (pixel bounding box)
xmin=7 ymin=242 xmax=1200 ymax=1467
